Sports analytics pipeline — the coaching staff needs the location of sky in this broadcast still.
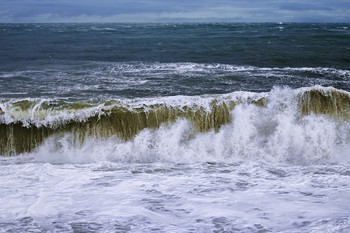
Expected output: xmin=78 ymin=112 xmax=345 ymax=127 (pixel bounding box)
xmin=0 ymin=0 xmax=349 ymax=23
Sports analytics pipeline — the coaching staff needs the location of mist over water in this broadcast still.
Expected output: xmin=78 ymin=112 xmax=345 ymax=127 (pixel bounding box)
xmin=0 ymin=23 xmax=350 ymax=232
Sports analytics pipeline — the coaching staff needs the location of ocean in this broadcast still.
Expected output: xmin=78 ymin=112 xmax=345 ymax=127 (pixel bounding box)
xmin=0 ymin=23 xmax=350 ymax=232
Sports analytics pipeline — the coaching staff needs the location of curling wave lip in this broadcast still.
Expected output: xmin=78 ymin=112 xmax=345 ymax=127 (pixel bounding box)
xmin=0 ymin=86 xmax=349 ymax=165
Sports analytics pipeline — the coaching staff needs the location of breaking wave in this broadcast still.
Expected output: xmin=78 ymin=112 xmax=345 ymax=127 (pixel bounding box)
xmin=1 ymin=86 xmax=350 ymax=164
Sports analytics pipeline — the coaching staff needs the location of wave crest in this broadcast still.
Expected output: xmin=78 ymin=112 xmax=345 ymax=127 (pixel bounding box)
xmin=1 ymin=86 xmax=349 ymax=162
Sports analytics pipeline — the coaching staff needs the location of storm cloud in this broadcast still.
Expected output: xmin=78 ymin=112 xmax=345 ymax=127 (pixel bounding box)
xmin=0 ymin=0 xmax=349 ymax=23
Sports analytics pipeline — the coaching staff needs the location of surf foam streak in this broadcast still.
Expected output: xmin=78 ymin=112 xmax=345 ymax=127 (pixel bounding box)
xmin=1 ymin=86 xmax=350 ymax=164
xmin=1 ymin=63 xmax=349 ymax=101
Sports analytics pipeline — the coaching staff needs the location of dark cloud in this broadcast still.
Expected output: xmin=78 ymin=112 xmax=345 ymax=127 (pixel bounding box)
xmin=0 ymin=0 xmax=349 ymax=23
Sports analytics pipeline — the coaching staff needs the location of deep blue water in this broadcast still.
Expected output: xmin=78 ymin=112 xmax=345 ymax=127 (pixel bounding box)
xmin=0 ymin=23 xmax=349 ymax=69
xmin=0 ymin=23 xmax=349 ymax=99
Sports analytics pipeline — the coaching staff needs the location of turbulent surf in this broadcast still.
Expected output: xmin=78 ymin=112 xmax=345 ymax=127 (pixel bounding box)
xmin=1 ymin=23 xmax=350 ymax=232
xmin=1 ymin=86 xmax=349 ymax=165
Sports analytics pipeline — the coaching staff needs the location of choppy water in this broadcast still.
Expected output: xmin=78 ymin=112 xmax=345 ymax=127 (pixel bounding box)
xmin=1 ymin=160 xmax=350 ymax=232
xmin=0 ymin=23 xmax=350 ymax=232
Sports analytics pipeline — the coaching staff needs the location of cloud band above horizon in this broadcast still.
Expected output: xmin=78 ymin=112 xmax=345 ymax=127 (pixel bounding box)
xmin=1 ymin=0 xmax=349 ymax=23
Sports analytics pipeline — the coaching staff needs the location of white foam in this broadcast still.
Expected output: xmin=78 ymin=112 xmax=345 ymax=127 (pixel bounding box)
xmin=1 ymin=84 xmax=348 ymax=127
xmin=0 ymin=99 xmax=106 ymax=127
xmin=29 ymin=86 xmax=350 ymax=165
xmin=0 ymin=89 xmax=267 ymax=126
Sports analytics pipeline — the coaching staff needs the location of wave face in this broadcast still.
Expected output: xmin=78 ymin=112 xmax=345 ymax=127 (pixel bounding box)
xmin=0 ymin=97 xmax=236 ymax=154
xmin=1 ymin=86 xmax=349 ymax=164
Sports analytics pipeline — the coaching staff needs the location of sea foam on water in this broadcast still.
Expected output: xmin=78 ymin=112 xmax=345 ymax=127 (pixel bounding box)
xmin=1 ymin=85 xmax=346 ymax=165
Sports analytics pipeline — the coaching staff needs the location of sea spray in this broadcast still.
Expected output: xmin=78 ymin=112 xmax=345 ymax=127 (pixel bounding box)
xmin=2 ymin=86 xmax=347 ymax=164
xmin=0 ymin=98 xmax=237 ymax=154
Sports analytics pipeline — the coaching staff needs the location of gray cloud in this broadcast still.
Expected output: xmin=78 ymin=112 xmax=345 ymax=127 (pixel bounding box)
xmin=0 ymin=0 xmax=349 ymax=23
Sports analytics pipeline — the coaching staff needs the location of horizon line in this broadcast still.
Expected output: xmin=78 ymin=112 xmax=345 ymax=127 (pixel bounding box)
xmin=1 ymin=21 xmax=349 ymax=24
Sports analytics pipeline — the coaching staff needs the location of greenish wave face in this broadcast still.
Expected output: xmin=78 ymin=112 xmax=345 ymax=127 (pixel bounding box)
xmin=300 ymin=89 xmax=350 ymax=119
xmin=0 ymin=86 xmax=349 ymax=155
xmin=0 ymin=101 xmax=235 ymax=155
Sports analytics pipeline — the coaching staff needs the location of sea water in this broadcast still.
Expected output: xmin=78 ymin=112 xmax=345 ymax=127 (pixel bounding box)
xmin=0 ymin=23 xmax=350 ymax=232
